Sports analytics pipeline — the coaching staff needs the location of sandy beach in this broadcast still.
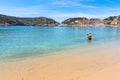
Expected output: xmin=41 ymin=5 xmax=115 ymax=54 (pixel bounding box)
xmin=0 ymin=42 xmax=120 ymax=80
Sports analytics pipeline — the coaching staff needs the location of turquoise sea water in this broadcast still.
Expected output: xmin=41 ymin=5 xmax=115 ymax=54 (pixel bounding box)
xmin=0 ymin=26 xmax=120 ymax=60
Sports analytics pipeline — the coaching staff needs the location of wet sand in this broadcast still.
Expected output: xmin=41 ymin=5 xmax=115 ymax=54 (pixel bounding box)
xmin=0 ymin=42 xmax=120 ymax=80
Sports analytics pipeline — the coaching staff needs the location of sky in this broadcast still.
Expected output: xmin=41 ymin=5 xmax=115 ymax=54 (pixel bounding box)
xmin=0 ymin=0 xmax=120 ymax=22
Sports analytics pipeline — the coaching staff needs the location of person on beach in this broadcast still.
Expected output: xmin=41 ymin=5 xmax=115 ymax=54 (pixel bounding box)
xmin=87 ymin=33 xmax=92 ymax=40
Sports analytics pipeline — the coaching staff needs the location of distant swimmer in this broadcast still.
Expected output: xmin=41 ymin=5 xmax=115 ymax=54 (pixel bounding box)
xmin=87 ymin=33 xmax=92 ymax=40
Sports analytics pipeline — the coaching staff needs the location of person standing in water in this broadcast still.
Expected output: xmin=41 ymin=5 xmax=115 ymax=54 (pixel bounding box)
xmin=87 ymin=33 xmax=92 ymax=40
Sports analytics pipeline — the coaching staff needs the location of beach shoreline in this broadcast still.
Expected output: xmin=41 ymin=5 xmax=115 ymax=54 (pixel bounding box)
xmin=0 ymin=41 xmax=120 ymax=80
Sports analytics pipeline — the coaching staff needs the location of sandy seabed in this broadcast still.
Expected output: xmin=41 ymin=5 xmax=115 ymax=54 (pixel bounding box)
xmin=0 ymin=42 xmax=120 ymax=80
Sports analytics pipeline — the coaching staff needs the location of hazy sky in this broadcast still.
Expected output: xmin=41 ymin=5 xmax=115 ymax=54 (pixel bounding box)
xmin=0 ymin=0 xmax=120 ymax=22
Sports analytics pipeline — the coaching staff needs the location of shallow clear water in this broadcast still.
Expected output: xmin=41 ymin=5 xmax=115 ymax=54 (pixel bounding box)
xmin=0 ymin=26 xmax=120 ymax=59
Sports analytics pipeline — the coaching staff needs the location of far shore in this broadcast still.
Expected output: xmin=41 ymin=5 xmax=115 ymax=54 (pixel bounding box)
xmin=0 ymin=41 xmax=120 ymax=80
xmin=0 ymin=24 xmax=120 ymax=27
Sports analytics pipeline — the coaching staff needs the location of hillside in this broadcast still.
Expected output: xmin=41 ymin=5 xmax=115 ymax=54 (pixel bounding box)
xmin=1 ymin=14 xmax=120 ymax=26
xmin=62 ymin=15 xmax=120 ymax=26
xmin=104 ymin=16 xmax=120 ymax=25
xmin=62 ymin=17 xmax=89 ymax=26
xmin=0 ymin=14 xmax=59 ymax=26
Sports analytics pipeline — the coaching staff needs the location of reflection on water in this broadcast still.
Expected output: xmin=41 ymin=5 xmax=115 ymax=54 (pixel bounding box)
xmin=87 ymin=39 xmax=92 ymax=45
